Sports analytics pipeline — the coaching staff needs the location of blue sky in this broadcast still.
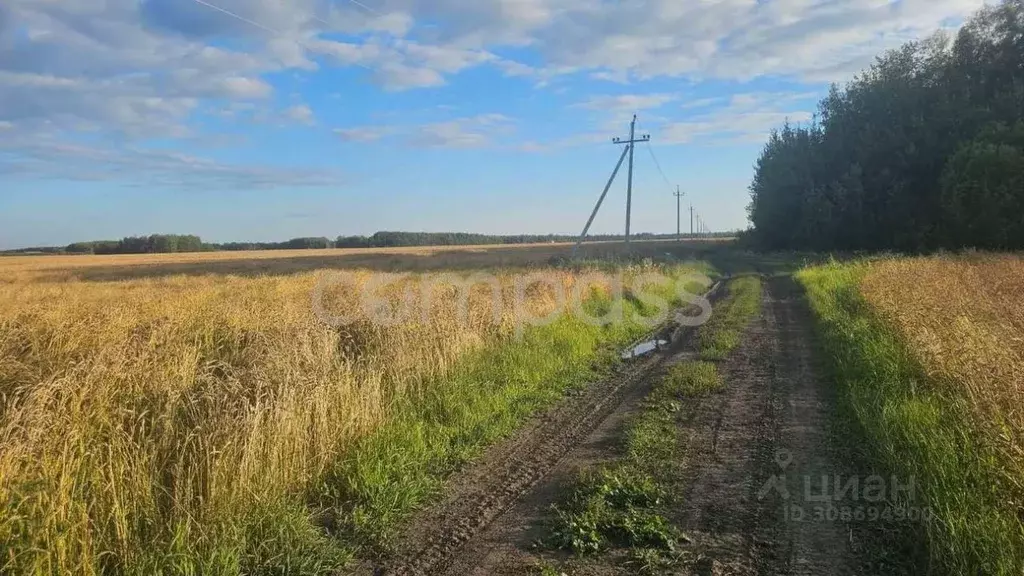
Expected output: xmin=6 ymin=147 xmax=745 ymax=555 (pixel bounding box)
xmin=0 ymin=0 xmax=986 ymax=249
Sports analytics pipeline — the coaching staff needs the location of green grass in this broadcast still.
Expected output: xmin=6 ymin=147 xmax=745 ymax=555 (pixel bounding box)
xmin=698 ymin=276 xmax=762 ymax=360
xmin=657 ymin=361 xmax=722 ymax=400
xmin=547 ymin=466 xmax=679 ymax=555
xmin=797 ymin=262 xmax=1024 ymax=575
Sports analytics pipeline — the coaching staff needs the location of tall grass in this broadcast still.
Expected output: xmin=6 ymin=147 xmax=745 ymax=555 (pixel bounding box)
xmin=0 ymin=262 xmax=703 ymax=574
xmin=798 ymin=259 xmax=1024 ymax=575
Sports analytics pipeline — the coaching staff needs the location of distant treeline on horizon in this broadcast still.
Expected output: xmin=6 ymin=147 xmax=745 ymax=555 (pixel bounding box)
xmin=2 ymin=230 xmax=735 ymax=256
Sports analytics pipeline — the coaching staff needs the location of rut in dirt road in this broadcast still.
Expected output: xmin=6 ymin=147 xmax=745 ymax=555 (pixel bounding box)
xmin=676 ymin=275 xmax=860 ymax=575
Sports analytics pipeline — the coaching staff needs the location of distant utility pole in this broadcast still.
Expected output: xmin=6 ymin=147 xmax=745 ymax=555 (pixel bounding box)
xmin=613 ymin=115 xmax=650 ymax=250
xmin=573 ymin=115 xmax=650 ymax=258
xmin=689 ymin=204 xmax=695 ymax=239
xmin=674 ymin=186 xmax=685 ymax=242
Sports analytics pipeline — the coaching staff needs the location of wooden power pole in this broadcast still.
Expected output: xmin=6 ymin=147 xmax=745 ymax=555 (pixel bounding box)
xmin=613 ymin=115 xmax=650 ymax=250
xmin=674 ymin=186 xmax=685 ymax=242
xmin=574 ymin=115 xmax=650 ymax=257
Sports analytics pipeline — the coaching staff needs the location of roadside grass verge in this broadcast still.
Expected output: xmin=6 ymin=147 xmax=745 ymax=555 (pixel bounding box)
xmin=544 ymin=277 xmax=762 ymax=572
xmin=797 ymin=260 xmax=1024 ymax=575
xmin=320 ymin=309 xmax=647 ymax=554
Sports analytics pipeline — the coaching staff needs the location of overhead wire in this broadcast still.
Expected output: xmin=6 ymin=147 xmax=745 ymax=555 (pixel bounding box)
xmin=341 ymin=0 xmax=387 ymax=17
xmin=637 ymin=118 xmax=704 ymax=237
xmin=635 ymin=119 xmax=675 ymax=193
xmin=187 ymin=0 xmax=386 ymax=71
xmin=189 ymin=0 xmax=283 ymax=37
xmin=645 ymin=140 xmax=674 ymax=191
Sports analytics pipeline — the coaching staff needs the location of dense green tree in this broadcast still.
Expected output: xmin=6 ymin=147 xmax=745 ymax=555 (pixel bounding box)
xmin=940 ymin=122 xmax=1024 ymax=248
xmin=748 ymin=0 xmax=1024 ymax=252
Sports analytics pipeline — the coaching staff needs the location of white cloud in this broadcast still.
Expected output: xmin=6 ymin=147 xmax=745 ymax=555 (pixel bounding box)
xmin=310 ymin=38 xmax=496 ymax=90
xmin=409 ymin=114 xmax=515 ymax=149
xmin=283 ymin=104 xmax=315 ymax=125
xmin=334 ymin=114 xmax=515 ymax=149
xmin=576 ymin=94 xmax=677 ymax=112
xmin=658 ymin=92 xmax=816 ymax=145
xmin=334 ymin=126 xmax=395 ymax=142
xmin=522 ymin=90 xmax=818 ymax=150
xmin=375 ymin=63 xmax=447 ymax=90
xmin=219 ymin=77 xmax=274 ymax=99
xmin=0 ymin=135 xmax=342 ymax=189
xmin=525 ymin=0 xmax=984 ymax=82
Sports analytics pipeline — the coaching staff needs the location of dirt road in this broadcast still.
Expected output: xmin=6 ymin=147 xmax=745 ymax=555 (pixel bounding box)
xmin=373 ymin=276 xmax=916 ymax=575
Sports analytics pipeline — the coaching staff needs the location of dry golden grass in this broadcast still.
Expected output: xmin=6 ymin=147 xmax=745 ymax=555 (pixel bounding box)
xmin=0 ymin=239 xmax=724 ymax=284
xmin=0 ymin=244 xmax=703 ymax=574
xmin=0 ymin=269 xmax=563 ymax=571
xmin=861 ymin=255 xmax=1024 ymax=477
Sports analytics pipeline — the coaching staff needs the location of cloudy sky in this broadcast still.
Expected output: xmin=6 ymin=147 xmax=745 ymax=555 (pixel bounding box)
xmin=0 ymin=0 xmax=987 ymax=248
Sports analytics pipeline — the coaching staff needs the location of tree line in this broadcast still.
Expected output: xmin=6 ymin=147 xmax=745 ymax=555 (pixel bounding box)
xmin=61 ymin=235 xmax=337 ymax=254
xmin=3 ymin=231 xmax=733 ymax=256
xmin=66 ymin=235 xmax=205 ymax=255
xmin=748 ymin=0 xmax=1024 ymax=252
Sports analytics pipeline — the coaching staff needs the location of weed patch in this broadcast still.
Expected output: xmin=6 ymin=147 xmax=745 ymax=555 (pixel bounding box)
xmin=547 ymin=466 xmax=679 ymax=555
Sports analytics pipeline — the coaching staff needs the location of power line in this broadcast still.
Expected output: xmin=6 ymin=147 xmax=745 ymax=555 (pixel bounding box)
xmin=343 ymin=0 xmax=386 ymax=17
xmin=645 ymin=140 xmax=674 ymax=192
xmin=190 ymin=0 xmax=282 ymax=36
xmin=613 ymin=115 xmax=650 ymax=249
xmin=636 ymin=120 xmax=674 ymax=193
xmin=674 ymin=186 xmax=684 ymax=242
xmin=310 ymin=0 xmax=387 ymax=27
xmin=188 ymin=0 xmax=375 ymax=71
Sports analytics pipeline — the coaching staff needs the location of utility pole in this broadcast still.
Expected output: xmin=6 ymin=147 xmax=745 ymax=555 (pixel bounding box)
xmin=674 ymin=186 xmax=684 ymax=242
xmin=689 ymin=204 xmax=695 ymax=239
xmin=573 ymin=115 xmax=649 ymax=258
xmin=613 ymin=115 xmax=650 ymax=251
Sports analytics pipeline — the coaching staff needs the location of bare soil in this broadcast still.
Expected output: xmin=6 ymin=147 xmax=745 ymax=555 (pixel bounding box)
xmin=369 ymin=276 xmax=919 ymax=576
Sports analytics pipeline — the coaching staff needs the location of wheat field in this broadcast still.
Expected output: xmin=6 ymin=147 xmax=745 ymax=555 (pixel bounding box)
xmin=861 ymin=255 xmax=1024 ymax=483
xmin=0 ymin=248 xmax=701 ymax=574
xmin=0 ymin=240 xmax=714 ymax=284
